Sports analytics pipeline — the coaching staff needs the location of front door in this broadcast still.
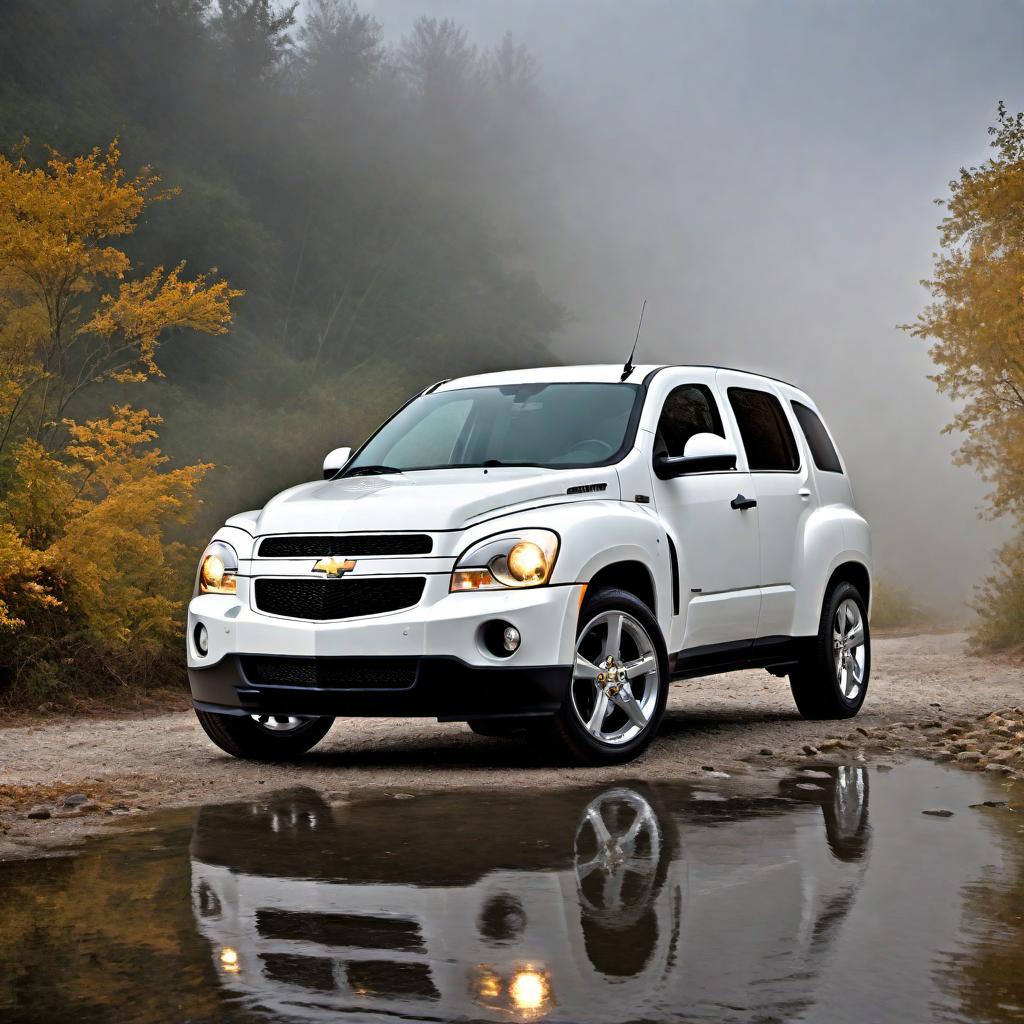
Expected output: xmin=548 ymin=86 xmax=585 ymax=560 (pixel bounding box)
xmin=648 ymin=379 xmax=761 ymax=652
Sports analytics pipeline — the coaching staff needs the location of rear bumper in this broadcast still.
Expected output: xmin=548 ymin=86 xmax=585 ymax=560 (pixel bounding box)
xmin=189 ymin=655 xmax=571 ymax=721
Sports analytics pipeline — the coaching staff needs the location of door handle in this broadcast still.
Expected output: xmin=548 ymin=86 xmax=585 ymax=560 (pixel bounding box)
xmin=731 ymin=494 xmax=757 ymax=510
xmin=798 ymin=487 xmax=812 ymax=500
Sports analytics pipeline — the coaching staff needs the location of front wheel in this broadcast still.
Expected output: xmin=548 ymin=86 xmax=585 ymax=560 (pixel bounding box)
xmin=530 ymin=587 xmax=669 ymax=766
xmin=195 ymin=709 xmax=334 ymax=760
xmin=789 ymin=581 xmax=870 ymax=720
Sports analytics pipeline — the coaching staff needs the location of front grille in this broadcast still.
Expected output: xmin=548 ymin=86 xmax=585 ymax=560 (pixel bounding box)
xmin=258 ymin=534 xmax=433 ymax=558
xmin=253 ymin=577 xmax=425 ymax=620
xmin=241 ymin=656 xmax=418 ymax=690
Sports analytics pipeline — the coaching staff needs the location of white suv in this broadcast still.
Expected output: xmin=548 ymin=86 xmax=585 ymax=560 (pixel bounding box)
xmin=187 ymin=364 xmax=871 ymax=765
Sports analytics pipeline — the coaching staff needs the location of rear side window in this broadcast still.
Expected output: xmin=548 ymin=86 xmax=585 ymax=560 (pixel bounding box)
xmin=655 ymin=384 xmax=724 ymax=457
xmin=727 ymin=387 xmax=800 ymax=471
xmin=792 ymin=401 xmax=843 ymax=473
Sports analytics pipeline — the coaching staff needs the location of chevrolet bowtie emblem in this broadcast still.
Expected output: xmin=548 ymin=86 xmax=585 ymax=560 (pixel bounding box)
xmin=312 ymin=557 xmax=357 ymax=577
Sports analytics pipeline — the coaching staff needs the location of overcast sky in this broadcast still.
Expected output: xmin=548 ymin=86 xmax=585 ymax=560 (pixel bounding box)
xmin=359 ymin=0 xmax=1024 ymax=605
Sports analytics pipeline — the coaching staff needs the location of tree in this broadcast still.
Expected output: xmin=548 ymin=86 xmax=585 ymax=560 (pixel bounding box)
xmin=0 ymin=142 xmax=241 ymax=700
xmin=906 ymin=103 xmax=1024 ymax=647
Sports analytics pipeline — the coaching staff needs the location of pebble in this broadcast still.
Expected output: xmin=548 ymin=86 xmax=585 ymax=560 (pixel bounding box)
xmin=956 ymin=751 xmax=983 ymax=763
xmin=758 ymin=748 xmax=774 ymax=756
xmin=26 ymin=806 xmax=51 ymax=820
xmin=801 ymin=744 xmax=820 ymax=756
xmin=63 ymin=793 xmax=89 ymax=808
xmin=922 ymin=809 xmax=955 ymax=817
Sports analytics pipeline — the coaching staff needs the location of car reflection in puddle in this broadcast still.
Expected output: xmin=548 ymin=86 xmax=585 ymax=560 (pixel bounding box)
xmin=190 ymin=766 xmax=870 ymax=1023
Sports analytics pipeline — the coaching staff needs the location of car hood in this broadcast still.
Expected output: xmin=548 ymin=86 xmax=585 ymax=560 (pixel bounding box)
xmin=247 ymin=467 xmax=621 ymax=534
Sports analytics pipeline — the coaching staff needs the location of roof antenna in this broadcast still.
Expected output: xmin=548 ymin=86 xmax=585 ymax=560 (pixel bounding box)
xmin=620 ymin=299 xmax=647 ymax=381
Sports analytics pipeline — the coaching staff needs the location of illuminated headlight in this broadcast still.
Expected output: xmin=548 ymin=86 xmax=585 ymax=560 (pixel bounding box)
xmin=198 ymin=540 xmax=238 ymax=595
xmin=451 ymin=530 xmax=559 ymax=591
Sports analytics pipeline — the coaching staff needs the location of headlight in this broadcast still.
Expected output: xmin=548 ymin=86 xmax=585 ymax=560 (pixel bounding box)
xmin=451 ymin=530 xmax=559 ymax=591
xmin=198 ymin=540 xmax=238 ymax=595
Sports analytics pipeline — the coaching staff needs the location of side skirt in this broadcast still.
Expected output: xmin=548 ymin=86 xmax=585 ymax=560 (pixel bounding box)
xmin=669 ymin=635 xmax=814 ymax=681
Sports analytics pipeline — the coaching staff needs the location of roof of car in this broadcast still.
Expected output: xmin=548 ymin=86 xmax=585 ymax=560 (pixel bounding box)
xmin=432 ymin=364 xmax=802 ymax=393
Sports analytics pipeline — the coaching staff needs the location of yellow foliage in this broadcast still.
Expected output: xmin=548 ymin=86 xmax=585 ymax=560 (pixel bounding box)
xmin=0 ymin=140 xmax=240 ymax=701
xmin=906 ymin=104 xmax=1024 ymax=522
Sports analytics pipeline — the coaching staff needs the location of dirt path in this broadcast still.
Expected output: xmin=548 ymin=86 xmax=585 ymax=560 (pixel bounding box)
xmin=2 ymin=632 xmax=1022 ymax=859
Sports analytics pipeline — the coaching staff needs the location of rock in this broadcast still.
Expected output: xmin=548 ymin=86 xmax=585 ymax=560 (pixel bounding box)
xmin=929 ymin=702 xmax=942 ymax=708
xmin=704 ymin=771 xmax=731 ymax=779
xmin=876 ymin=764 xmax=894 ymax=772
xmin=818 ymin=739 xmax=842 ymax=752
xmin=801 ymin=744 xmax=820 ymax=756
xmin=79 ymin=802 xmax=101 ymax=812
xmin=935 ymin=751 xmax=955 ymax=762
xmin=796 ymin=782 xmax=824 ymax=791
xmin=26 ymin=805 xmax=51 ymax=820
xmin=758 ymin=748 xmax=774 ymax=756
xmin=956 ymin=751 xmax=984 ymax=763
xmin=922 ymin=809 xmax=954 ymax=817
xmin=969 ymin=800 xmax=1008 ymax=809
xmin=991 ymin=747 xmax=1023 ymax=764
xmin=63 ymin=793 xmax=89 ymax=808
xmin=799 ymin=770 xmax=832 ymax=779
xmin=855 ymin=727 xmax=869 ymax=737
xmin=985 ymin=764 xmax=1013 ymax=774
xmin=919 ymin=720 xmax=942 ymax=730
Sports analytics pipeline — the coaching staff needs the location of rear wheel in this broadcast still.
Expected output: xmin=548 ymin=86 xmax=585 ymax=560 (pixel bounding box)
xmin=789 ymin=581 xmax=870 ymax=720
xmin=195 ymin=709 xmax=334 ymax=760
xmin=530 ymin=587 xmax=669 ymax=765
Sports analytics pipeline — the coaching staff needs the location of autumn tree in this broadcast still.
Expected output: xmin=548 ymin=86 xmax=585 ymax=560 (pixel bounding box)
xmin=0 ymin=142 xmax=241 ymax=701
xmin=906 ymin=103 xmax=1024 ymax=647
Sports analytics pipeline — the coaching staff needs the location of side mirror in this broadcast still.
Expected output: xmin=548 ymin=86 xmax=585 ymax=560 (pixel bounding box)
xmin=654 ymin=433 xmax=737 ymax=479
xmin=322 ymin=446 xmax=352 ymax=480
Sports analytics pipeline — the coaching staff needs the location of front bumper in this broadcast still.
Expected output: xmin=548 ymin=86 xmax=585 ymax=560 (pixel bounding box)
xmin=190 ymin=655 xmax=570 ymax=720
xmin=187 ymin=580 xmax=580 ymax=720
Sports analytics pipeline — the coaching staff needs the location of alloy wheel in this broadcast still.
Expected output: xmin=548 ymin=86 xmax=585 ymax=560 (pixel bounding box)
xmin=832 ymin=598 xmax=866 ymax=701
xmin=571 ymin=611 xmax=661 ymax=746
xmin=249 ymin=714 xmax=316 ymax=734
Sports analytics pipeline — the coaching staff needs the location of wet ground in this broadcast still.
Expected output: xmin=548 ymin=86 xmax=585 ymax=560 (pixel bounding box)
xmin=0 ymin=760 xmax=1022 ymax=1024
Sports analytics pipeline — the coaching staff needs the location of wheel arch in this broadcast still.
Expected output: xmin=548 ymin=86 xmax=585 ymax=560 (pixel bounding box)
xmin=586 ymin=559 xmax=658 ymax=618
xmin=826 ymin=560 xmax=871 ymax=612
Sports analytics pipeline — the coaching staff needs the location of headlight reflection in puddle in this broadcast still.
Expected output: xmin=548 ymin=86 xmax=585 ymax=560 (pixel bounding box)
xmin=471 ymin=964 xmax=553 ymax=1018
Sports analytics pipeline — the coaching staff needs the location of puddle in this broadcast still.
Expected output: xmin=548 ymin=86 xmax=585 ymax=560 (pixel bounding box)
xmin=0 ymin=761 xmax=1022 ymax=1023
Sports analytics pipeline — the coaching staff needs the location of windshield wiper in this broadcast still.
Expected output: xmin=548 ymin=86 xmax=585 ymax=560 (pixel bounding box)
xmin=344 ymin=465 xmax=404 ymax=477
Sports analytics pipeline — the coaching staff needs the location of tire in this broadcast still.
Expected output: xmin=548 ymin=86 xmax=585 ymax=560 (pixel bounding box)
xmin=195 ymin=709 xmax=334 ymax=760
xmin=529 ymin=586 xmax=669 ymax=766
xmin=789 ymin=581 xmax=870 ymax=720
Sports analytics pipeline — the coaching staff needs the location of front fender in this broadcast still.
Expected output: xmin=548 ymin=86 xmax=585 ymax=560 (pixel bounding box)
xmin=524 ymin=501 xmax=670 ymax=635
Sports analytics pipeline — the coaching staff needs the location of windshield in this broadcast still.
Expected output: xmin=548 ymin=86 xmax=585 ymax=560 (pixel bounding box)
xmin=345 ymin=382 xmax=642 ymax=474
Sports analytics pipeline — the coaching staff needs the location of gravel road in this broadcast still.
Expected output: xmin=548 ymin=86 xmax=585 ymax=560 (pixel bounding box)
xmin=2 ymin=632 xmax=1022 ymax=859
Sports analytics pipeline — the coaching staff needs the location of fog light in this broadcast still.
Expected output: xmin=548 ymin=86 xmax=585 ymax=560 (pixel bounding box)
xmin=195 ymin=623 xmax=209 ymax=656
xmin=502 ymin=626 xmax=521 ymax=652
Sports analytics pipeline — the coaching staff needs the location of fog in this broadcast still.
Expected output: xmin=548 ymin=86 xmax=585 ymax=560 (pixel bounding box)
xmin=362 ymin=0 xmax=1024 ymax=607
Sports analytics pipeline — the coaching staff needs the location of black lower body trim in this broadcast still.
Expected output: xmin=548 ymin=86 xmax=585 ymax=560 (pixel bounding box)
xmin=670 ymin=635 xmax=814 ymax=680
xmin=189 ymin=655 xmax=571 ymax=720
